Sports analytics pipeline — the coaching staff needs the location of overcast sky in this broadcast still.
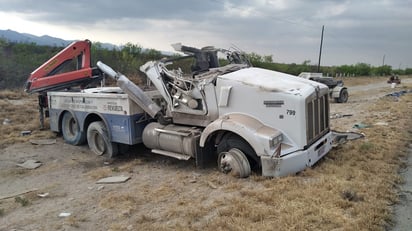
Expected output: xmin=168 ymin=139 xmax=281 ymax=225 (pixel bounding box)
xmin=0 ymin=0 xmax=411 ymax=68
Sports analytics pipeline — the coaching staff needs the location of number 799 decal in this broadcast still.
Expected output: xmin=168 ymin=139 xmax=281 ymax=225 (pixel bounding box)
xmin=286 ymin=109 xmax=296 ymax=116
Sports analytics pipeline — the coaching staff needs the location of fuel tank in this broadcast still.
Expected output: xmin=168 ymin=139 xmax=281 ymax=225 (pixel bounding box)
xmin=142 ymin=122 xmax=201 ymax=157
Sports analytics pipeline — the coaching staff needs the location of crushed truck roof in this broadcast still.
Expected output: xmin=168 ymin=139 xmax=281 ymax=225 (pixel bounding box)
xmin=219 ymin=67 xmax=328 ymax=95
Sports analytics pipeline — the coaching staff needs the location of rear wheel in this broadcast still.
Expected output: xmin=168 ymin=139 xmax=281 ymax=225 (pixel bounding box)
xmin=336 ymin=88 xmax=348 ymax=103
xmin=217 ymin=134 xmax=256 ymax=178
xmin=61 ymin=112 xmax=85 ymax=145
xmin=87 ymin=121 xmax=118 ymax=158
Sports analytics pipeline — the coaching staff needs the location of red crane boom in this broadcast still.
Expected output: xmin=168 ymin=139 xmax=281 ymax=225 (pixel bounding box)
xmin=24 ymin=40 xmax=102 ymax=93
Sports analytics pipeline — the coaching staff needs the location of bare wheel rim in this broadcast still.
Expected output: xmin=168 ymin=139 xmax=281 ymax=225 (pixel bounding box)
xmin=218 ymin=148 xmax=251 ymax=178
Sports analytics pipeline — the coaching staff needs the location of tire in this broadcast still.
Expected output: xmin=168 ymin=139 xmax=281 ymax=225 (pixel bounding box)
xmin=216 ymin=134 xmax=256 ymax=178
xmin=61 ymin=112 xmax=86 ymax=145
xmin=87 ymin=121 xmax=118 ymax=158
xmin=336 ymin=88 xmax=348 ymax=103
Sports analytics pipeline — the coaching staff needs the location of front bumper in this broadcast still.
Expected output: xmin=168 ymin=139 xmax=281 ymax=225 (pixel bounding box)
xmin=260 ymin=131 xmax=334 ymax=177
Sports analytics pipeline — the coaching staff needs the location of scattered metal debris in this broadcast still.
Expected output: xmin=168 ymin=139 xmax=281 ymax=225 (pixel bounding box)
xmin=30 ymin=139 xmax=56 ymax=145
xmin=16 ymin=159 xmax=42 ymax=169
xmin=332 ymin=130 xmax=365 ymax=147
xmin=2 ymin=118 xmax=11 ymax=125
xmin=330 ymin=113 xmax=353 ymax=119
xmin=96 ymin=175 xmax=130 ymax=184
xmin=37 ymin=192 xmax=49 ymax=198
xmin=386 ymin=90 xmax=412 ymax=97
xmin=20 ymin=130 xmax=32 ymax=136
xmin=353 ymin=123 xmax=369 ymax=129
xmin=58 ymin=212 xmax=71 ymax=217
xmin=374 ymin=122 xmax=388 ymax=126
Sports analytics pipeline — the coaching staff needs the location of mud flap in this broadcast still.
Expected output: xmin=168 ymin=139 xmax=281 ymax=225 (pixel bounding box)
xmin=331 ymin=130 xmax=364 ymax=147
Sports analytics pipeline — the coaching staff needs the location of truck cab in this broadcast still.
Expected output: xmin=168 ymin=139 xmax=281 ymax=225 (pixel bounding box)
xmin=139 ymin=45 xmax=334 ymax=177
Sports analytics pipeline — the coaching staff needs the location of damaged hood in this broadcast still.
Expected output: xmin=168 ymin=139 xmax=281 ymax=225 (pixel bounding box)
xmin=218 ymin=67 xmax=328 ymax=95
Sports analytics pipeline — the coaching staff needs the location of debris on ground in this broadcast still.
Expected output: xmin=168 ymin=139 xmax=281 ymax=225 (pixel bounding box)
xmin=29 ymin=139 xmax=57 ymax=145
xmin=2 ymin=118 xmax=11 ymax=125
xmin=58 ymin=212 xmax=71 ymax=217
xmin=386 ymin=90 xmax=412 ymax=97
xmin=352 ymin=123 xmax=370 ymax=129
xmin=96 ymin=176 xmax=131 ymax=184
xmin=16 ymin=159 xmax=42 ymax=169
xmin=330 ymin=113 xmax=353 ymax=119
xmin=332 ymin=130 xmax=365 ymax=147
xmin=20 ymin=130 xmax=31 ymax=136
xmin=374 ymin=122 xmax=389 ymax=126
xmin=37 ymin=193 xmax=49 ymax=198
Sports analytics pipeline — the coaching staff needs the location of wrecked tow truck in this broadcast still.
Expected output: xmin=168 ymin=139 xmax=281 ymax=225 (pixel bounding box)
xmin=27 ymin=40 xmax=362 ymax=177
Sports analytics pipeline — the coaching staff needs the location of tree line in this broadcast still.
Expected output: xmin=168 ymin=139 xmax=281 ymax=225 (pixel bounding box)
xmin=0 ymin=38 xmax=409 ymax=90
xmin=248 ymin=53 xmax=410 ymax=77
xmin=0 ymin=40 xmax=164 ymax=90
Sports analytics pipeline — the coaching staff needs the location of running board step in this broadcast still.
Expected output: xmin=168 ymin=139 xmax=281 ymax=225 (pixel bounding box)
xmin=151 ymin=149 xmax=191 ymax=160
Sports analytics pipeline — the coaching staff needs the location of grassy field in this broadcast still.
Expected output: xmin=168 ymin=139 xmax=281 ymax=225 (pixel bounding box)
xmin=0 ymin=77 xmax=411 ymax=230
xmin=0 ymin=90 xmax=55 ymax=149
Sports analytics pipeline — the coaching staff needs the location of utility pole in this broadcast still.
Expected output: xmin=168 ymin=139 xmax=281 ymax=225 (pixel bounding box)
xmin=317 ymin=25 xmax=324 ymax=73
xmin=382 ymin=54 xmax=385 ymax=66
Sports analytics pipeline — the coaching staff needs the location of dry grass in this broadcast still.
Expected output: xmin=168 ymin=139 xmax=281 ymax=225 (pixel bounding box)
xmin=342 ymin=75 xmax=412 ymax=87
xmin=85 ymin=159 xmax=143 ymax=180
xmin=0 ymin=90 xmax=55 ymax=149
xmin=1 ymin=79 xmax=411 ymax=230
xmin=342 ymin=76 xmax=386 ymax=86
xmin=0 ymin=89 xmax=26 ymax=99
xmin=103 ymin=83 xmax=411 ymax=230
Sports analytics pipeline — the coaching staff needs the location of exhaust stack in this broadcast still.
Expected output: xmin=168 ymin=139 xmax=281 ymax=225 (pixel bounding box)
xmin=97 ymin=61 xmax=161 ymax=119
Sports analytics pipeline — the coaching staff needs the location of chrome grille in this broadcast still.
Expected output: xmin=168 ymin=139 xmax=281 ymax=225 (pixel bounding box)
xmin=306 ymin=94 xmax=329 ymax=146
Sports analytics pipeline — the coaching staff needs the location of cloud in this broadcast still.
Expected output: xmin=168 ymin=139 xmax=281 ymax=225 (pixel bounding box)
xmin=0 ymin=0 xmax=411 ymax=67
xmin=1 ymin=0 xmax=221 ymax=23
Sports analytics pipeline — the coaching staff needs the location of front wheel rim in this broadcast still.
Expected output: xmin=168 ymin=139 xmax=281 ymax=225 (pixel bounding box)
xmin=218 ymin=148 xmax=251 ymax=178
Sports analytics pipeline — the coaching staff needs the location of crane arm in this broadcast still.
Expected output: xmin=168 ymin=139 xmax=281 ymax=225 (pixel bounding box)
xmin=24 ymin=40 xmax=102 ymax=93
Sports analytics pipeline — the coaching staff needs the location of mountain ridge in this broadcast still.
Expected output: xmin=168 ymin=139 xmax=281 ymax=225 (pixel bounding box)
xmin=0 ymin=29 xmax=116 ymax=49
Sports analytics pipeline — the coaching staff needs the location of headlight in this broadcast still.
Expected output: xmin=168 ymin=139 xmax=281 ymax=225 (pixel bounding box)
xmin=269 ymin=135 xmax=282 ymax=149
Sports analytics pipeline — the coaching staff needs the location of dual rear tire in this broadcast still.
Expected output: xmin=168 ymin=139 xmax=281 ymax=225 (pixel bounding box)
xmin=61 ymin=112 xmax=85 ymax=145
xmin=61 ymin=112 xmax=117 ymax=158
xmin=86 ymin=121 xmax=118 ymax=158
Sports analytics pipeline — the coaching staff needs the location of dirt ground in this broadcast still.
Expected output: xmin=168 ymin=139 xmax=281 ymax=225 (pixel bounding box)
xmin=0 ymin=76 xmax=411 ymax=230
